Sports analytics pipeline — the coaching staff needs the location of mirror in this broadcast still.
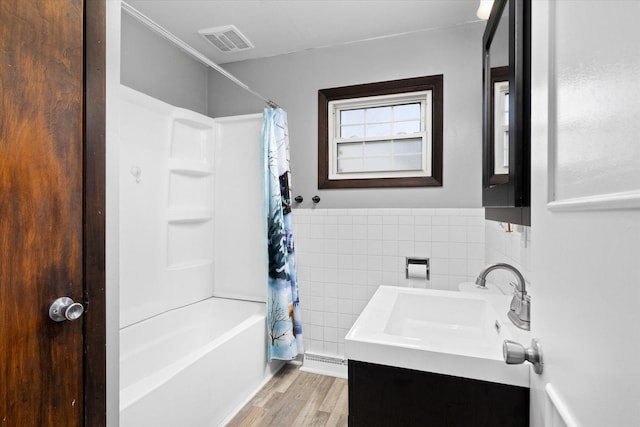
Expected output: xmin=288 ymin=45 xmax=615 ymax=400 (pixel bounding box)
xmin=482 ymin=0 xmax=531 ymax=225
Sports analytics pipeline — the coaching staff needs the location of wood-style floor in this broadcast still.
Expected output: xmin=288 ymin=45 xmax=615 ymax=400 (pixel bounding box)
xmin=226 ymin=363 xmax=348 ymax=427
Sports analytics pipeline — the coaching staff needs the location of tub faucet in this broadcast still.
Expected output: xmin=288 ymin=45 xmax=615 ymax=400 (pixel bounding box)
xmin=475 ymin=263 xmax=530 ymax=331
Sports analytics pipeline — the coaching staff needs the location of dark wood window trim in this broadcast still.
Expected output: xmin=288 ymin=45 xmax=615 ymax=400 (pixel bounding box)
xmin=318 ymin=75 xmax=443 ymax=189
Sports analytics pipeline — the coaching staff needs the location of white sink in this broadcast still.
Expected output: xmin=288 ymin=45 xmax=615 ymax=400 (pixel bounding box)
xmin=384 ymin=291 xmax=505 ymax=357
xmin=345 ymin=286 xmax=530 ymax=387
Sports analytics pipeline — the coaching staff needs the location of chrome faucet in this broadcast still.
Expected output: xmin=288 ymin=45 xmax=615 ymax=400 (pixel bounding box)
xmin=475 ymin=263 xmax=530 ymax=331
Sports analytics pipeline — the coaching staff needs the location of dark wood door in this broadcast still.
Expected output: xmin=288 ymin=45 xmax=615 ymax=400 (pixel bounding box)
xmin=1 ymin=1 xmax=92 ymax=425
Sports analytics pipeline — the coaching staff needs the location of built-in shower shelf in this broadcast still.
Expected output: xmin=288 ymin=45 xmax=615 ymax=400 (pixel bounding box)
xmin=166 ymin=259 xmax=213 ymax=271
xmin=168 ymin=159 xmax=213 ymax=176
xmin=167 ymin=208 xmax=214 ymax=223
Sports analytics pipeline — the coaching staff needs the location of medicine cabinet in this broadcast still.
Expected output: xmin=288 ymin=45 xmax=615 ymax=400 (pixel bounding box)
xmin=482 ymin=0 xmax=531 ymax=225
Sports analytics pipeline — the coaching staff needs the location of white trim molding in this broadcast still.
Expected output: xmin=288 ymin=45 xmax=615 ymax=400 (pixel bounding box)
xmin=545 ymin=383 xmax=581 ymax=427
xmin=547 ymin=189 xmax=640 ymax=212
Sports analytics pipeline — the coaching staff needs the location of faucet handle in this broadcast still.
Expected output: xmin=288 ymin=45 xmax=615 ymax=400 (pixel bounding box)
xmin=509 ymin=280 xmax=526 ymax=293
xmin=507 ymin=292 xmax=531 ymax=331
xmin=518 ymin=294 xmax=531 ymax=323
xmin=508 ymin=282 xmax=522 ymax=312
xmin=509 ymin=294 xmax=520 ymax=313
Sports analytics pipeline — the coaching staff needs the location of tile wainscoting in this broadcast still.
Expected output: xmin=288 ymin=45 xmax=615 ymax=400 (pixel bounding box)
xmin=292 ymin=208 xmax=485 ymax=358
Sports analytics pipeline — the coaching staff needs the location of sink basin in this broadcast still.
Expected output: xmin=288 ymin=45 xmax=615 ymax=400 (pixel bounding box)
xmin=345 ymin=286 xmax=530 ymax=387
xmin=384 ymin=291 xmax=504 ymax=357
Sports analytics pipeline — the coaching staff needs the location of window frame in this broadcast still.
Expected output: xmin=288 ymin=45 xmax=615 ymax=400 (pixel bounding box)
xmin=493 ymin=79 xmax=509 ymax=175
xmin=329 ymin=92 xmax=431 ymax=180
xmin=318 ymin=75 xmax=443 ymax=189
xmin=488 ymin=66 xmax=510 ymax=185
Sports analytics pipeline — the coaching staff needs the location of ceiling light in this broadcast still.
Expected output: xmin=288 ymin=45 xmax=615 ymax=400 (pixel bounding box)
xmin=477 ymin=0 xmax=495 ymax=20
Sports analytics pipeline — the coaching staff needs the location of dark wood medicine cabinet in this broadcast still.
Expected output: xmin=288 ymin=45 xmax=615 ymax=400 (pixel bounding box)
xmin=482 ymin=0 xmax=531 ymax=226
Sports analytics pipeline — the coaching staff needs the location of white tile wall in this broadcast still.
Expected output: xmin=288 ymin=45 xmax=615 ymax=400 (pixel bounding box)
xmin=484 ymin=220 xmax=532 ymax=295
xmin=292 ymin=208 xmax=485 ymax=358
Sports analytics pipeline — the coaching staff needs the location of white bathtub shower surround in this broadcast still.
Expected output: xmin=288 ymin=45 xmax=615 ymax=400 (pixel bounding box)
xmin=119 ymin=86 xmax=266 ymax=328
xmin=120 ymin=298 xmax=283 ymax=427
xmin=119 ymin=87 xmax=274 ymax=426
xmin=292 ymin=207 xmax=485 ymax=358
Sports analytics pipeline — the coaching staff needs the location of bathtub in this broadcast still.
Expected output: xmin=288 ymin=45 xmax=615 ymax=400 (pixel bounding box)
xmin=120 ymin=297 xmax=283 ymax=427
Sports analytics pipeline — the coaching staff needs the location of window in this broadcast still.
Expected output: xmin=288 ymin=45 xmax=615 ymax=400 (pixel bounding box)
xmin=331 ymin=93 xmax=429 ymax=178
xmin=318 ymin=75 xmax=443 ymax=189
xmin=493 ymin=80 xmax=509 ymax=175
xmin=488 ymin=65 xmax=509 ymax=185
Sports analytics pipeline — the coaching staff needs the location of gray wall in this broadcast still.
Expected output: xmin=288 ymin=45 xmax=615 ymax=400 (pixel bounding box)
xmin=209 ymin=22 xmax=485 ymax=209
xmin=121 ymin=12 xmax=209 ymax=115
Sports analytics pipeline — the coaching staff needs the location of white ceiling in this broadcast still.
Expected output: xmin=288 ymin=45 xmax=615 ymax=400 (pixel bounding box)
xmin=124 ymin=0 xmax=482 ymax=64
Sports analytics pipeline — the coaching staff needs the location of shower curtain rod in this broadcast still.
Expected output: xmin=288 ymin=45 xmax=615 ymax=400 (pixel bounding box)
xmin=121 ymin=1 xmax=281 ymax=109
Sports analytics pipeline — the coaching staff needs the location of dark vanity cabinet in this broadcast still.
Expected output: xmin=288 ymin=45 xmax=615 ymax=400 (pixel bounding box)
xmin=482 ymin=0 xmax=531 ymax=225
xmin=348 ymin=360 xmax=529 ymax=426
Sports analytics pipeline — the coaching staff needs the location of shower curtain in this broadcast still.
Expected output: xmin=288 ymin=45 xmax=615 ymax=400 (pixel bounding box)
xmin=263 ymin=108 xmax=303 ymax=361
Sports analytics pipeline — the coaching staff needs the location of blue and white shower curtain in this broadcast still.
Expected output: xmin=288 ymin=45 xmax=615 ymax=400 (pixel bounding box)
xmin=263 ymin=108 xmax=303 ymax=361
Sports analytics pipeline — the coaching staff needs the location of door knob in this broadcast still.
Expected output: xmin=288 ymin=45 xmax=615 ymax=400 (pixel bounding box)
xmin=503 ymin=338 xmax=543 ymax=374
xmin=49 ymin=297 xmax=84 ymax=322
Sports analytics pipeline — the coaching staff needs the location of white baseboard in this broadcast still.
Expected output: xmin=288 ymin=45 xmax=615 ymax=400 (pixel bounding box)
xmin=300 ymin=352 xmax=348 ymax=379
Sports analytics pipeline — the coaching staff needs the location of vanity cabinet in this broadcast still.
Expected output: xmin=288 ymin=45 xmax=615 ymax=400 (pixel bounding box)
xmin=348 ymin=360 xmax=529 ymax=426
xmin=482 ymin=0 xmax=531 ymax=225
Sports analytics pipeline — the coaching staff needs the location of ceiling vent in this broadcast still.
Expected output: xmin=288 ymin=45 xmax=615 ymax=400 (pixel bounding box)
xmin=199 ymin=25 xmax=254 ymax=53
